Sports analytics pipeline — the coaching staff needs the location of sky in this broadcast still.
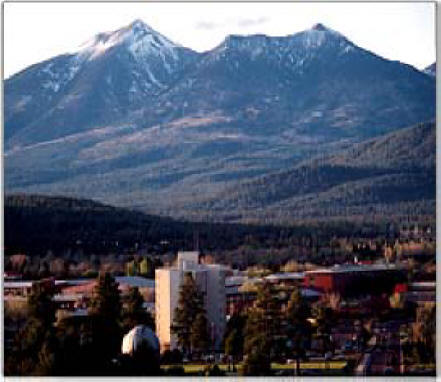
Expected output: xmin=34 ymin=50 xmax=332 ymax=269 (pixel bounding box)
xmin=4 ymin=2 xmax=436 ymax=79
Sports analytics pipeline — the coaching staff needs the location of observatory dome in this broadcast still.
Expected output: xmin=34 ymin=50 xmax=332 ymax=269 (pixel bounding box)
xmin=121 ymin=325 xmax=160 ymax=356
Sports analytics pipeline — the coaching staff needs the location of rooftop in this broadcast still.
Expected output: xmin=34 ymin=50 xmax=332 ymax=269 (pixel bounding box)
xmin=265 ymin=272 xmax=304 ymax=281
xmin=305 ymin=263 xmax=403 ymax=274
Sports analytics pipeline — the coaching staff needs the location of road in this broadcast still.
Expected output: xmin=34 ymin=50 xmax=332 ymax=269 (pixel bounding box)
xmin=356 ymin=320 xmax=403 ymax=376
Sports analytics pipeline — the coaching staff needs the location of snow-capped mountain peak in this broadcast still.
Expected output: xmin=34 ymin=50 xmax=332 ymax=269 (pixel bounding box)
xmin=423 ymin=62 xmax=436 ymax=77
xmin=295 ymin=23 xmax=348 ymax=49
xmin=77 ymin=19 xmax=180 ymax=61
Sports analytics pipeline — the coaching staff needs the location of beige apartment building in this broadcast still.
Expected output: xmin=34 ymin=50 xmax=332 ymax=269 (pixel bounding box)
xmin=155 ymin=251 xmax=227 ymax=352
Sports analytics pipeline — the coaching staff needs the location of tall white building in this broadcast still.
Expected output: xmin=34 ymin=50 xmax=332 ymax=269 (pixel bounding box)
xmin=155 ymin=251 xmax=227 ymax=352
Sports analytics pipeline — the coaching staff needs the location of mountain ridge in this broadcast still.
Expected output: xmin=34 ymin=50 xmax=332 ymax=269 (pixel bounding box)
xmin=4 ymin=21 xmax=436 ymax=224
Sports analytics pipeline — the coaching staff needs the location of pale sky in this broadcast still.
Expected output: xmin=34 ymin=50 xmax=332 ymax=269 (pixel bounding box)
xmin=4 ymin=2 xmax=436 ymax=79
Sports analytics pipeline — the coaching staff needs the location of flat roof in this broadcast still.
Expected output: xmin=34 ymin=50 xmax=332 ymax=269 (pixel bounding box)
xmin=4 ymin=281 xmax=33 ymax=288
xmin=225 ymin=276 xmax=261 ymax=287
xmin=305 ymin=263 xmax=403 ymax=274
xmin=115 ymin=276 xmax=155 ymax=288
xmin=265 ymin=272 xmax=304 ymax=281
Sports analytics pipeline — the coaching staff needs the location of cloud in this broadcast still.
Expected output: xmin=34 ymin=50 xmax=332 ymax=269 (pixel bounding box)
xmin=236 ymin=17 xmax=269 ymax=27
xmin=195 ymin=21 xmax=222 ymax=30
xmin=195 ymin=16 xmax=269 ymax=31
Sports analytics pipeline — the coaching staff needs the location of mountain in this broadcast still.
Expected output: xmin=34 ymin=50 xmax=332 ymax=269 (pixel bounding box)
xmin=424 ymin=62 xmax=436 ymax=77
xmin=144 ymin=23 xmax=434 ymax=139
xmin=196 ymin=121 xmax=435 ymax=223
xmin=4 ymin=21 xmax=436 ymax=223
xmin=5 ymin=20 xmax=198 ymax=147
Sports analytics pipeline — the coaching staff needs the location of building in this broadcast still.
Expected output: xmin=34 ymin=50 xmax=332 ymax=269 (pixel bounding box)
xmin=264 ymin=272 xmax=305 ymax=286
xmin=402 ymin=281 xmax=435 ymax=305
xmin=303 ymin=264 xmax=407 ymax=297
xmin=155 ymin=251 xmax=227 ymax=352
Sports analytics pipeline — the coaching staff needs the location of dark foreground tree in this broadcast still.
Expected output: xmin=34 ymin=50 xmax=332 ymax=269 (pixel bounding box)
xmin=241 ymin=330 xmax=271 ymax=376
xmin=241 ymin=282 xmax=279 ymax=376
xmin=85 ymin=272 xmax=123 ymax=374
xmin=312 ymin=303 xmax=335 ymax=363
xmin=223 ymin=314 xmax=245 ymax=371
xmin=122 ymin=286 xmax=154 ymax=332
xmin=5 ymin=281 xmax=58 ymax=376
xmin=88 ymin=272 xmax=121 ymax=319
xmin=190 ymin=312 xmax=210 ymax=356
xmin=285 ymin=287 xmax=311 ymax=375
xmin=171 ymin=273 xmax=206 ymax=355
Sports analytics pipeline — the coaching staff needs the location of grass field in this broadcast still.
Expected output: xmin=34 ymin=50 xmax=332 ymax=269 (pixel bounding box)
xmin=161 ymin=360 xmax=348 ymax=374
xmin=272 ymin=361 xmax=347 ymax=370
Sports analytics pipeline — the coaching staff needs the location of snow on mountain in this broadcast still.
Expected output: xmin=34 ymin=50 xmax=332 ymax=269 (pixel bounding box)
xmin=200 ymin=23 xmax=355 ymax=74
xmin=423 ymin=62 xmax=435 ymax=77
xmin=78 ymin=19 xmax=181 ymax=66
xmin=139 ymin=22 xmax=434 ymax=141
xmin=298 ymin=23 xmax=342 ymax=48
xmin=5 ymin=19 xmax=199 ymax=147
xmin=4 ymin=21 xmax=436 ymax=220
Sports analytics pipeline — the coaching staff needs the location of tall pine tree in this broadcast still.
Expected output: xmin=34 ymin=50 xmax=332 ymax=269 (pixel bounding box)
xmin=122 ymin=286 xmax=154 ymax=332
xmin=7 ymin=281 xmax=57 ymax=375
xmin=88 ymin=272 xmax=121 ymax=320
xmin=242 ymin=282 xmax=279 ymax=375
xmin=285 ymin=287 xmax=311 ymax=375
xmin=171 ymin=273 xmax=206 ymax=355
xmin=87 ymin=272 xmax=122 ymax=373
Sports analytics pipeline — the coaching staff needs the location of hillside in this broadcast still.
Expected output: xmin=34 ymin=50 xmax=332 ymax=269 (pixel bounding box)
xmin=3 ymin=194 xmax=316 ymax=256
xmin=6 ymin=193 xmax=431 ymax=264
xmin=192 ymin=121 xmax=435 ymax=223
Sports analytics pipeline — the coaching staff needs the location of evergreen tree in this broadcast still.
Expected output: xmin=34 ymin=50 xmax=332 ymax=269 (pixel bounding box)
xmin=87 ymin=272 xmax=123 ymax=373
xmin=223 ymin=314 xmax=245 ymax=370
xmin=242 ymin=282 xmax=279 ymax=375
xmin=7 ymin=281 xmax=57 ymax=375
xmin=171 ymin=273 xmax=205 ymax=355
xmin=34 ymin=332 xmax=60 ymax=376
xmin=312 ymin=304 xmax=334 ymax=359
xmin=88 ymin=272 xmax=121 ymax=320
xmin=241 ymin=330 xmax=271 ymax=376
xmin=27 ymin=281 xmax=56 ymax=327
xmin=190 ymin=312 xmax=210 ymax=355
xmin=285 ymin=287 xmax=311 ymax=375
xmin=122 ymin=286 xmax=154 ymax=332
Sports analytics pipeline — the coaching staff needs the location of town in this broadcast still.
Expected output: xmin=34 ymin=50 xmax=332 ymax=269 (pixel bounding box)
xmin=3 ymin=2 xmax=437 ymax=378
xmin=4 ymin=232 xmax=436 ymax=376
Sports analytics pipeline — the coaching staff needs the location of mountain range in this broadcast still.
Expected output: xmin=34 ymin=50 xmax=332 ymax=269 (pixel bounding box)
xmin=4 ymin=20 xmax=436 ymax=224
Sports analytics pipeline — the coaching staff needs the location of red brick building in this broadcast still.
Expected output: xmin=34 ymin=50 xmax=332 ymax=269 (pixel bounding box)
xmin=303 ymin=264 xmax=406 ymax=297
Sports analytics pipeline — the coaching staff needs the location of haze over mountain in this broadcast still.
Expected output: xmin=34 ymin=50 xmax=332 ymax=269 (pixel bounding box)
xmin=4 ymin=20 xmax=436 ymax=223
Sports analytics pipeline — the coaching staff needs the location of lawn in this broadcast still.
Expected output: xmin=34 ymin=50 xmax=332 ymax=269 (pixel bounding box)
xmin=272 ymin=361 xmax=347 ymax=370
xmin=161 ymin=360 xmax=348 ymax=374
